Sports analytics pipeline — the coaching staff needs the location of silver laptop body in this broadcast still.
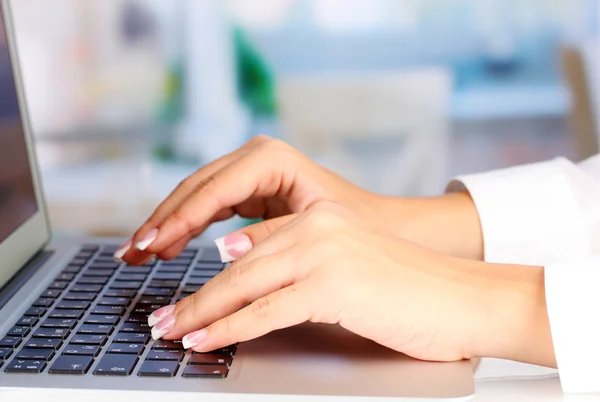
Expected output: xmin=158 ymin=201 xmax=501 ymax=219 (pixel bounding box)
xmin=0 ymin=1 xmax=474 ymax=399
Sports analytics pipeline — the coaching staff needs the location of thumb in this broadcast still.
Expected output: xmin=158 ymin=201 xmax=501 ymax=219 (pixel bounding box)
xmin=215 ymin=214 xmax=298 ymax=262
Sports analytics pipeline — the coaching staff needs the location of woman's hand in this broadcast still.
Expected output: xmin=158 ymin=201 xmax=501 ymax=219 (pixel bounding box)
xmin=117 ymin=136 xmax=483 ymax=265
xmin=146 ymin=202 xmax=555 ymax=367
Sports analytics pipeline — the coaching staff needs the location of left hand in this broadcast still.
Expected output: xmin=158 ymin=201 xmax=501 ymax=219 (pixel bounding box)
xmin=147 ymin=201 xmax=499 ymax=363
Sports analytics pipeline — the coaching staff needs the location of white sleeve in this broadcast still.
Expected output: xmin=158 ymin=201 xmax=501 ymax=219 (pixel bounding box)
xmin=447 ymin=156 xmax=600 ymax=266
xmin=447 ymin=154 xmax=600 ymax=393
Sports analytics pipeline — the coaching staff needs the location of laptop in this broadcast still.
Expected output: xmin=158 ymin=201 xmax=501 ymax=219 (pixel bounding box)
xmin=0 ymin=1 xmax=474 ymax=399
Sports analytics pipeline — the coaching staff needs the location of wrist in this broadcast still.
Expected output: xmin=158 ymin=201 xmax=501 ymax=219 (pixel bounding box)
xmin=376 ymin=193 xmax=483 ymax=260
xmin=465 ymin=262 xmax=556 ymax=367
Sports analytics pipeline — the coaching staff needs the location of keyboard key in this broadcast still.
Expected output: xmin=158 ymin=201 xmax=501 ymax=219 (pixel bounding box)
xmin=93 ymin=354 xmax=138 ymax=376
xmin=146 ymin=350 xmax=184 ymax=361
xmin=76 ymin=250 xmax=94 ymax=258
xmin=49 ymin=309 xmax=84 ymax=319
xmin=63 ymin=292 xmax=96 ymax=301
xmin=88 ymin=262 xmax=119 ymax=270
xmin=119 ymin=323 xmax=150 ymax=333
xmin=70 ymin=258 xmax=88 ymax=266
xmin=189 ymin=354 xmax=232 ymax=366
xmin=62 ymin=344 xmax=101 ymax=356
xmin=181 ymin=248 xmax=198 ymax=256
xmin=82 ymin=269 xmax=114 ymax=277
xmin=131 ymin=304 xmax=163 ymax=314
xmin=32 ymin=327 xmax=70 ymax=339
xmin=63 ymin=265 xmax=82 ymax=274
xmin=152 ymin=273 xmax=184 ymax=281
xmin=148 ymin=280 xmax=179 ymax=288
xmin=121 ymin=267 xmax=152 ymax=275
xmin=185 ymin=277 xmax=210 ymax=286
xmin=41 ymin=318 xmax=77 ymax=329
xmin=107 ymin=343 xmax=144 ymax=355
xmin=157 ymin=266 xmax=188 ymax=273
xmin=92 ymin=305 xmax=126 ymax=315
xmin=24 ymin=307 xmax=47 ymax=317
xmin=7 ymin=326 xmax=30 ymax=337
xmin=70 ymin=284 xmax=103 ymax=293
xmin=152 ymin=340 xmax=184 ymax=350
xmin=56 ymin=300 xmax=91 ymax=310
xmin=85 ymin=315 xmax=119 ymax=325
xmin=125 ymin=313 xmax=149 ymax=323
xmin=0 ymin=347 xmax=13 ymax=359
xmin=138 ymin=360 xmax=179 ymax=377
xmin=97 ymin=297 xmax=130 ymax=306
xmin=55 ymin=273 xmax=76 ymax=282
xmin=143 ymin=288 xmax=175 ymax=297
xmin=70 ymin=334 xmax=107 ymax=345
xmin=15 ymin=316 xmax=39 ymax=327
xmin=163 ymin=259 xmax=192 ymax=266
xmin=199 ymin=248 xmax=221 ymax=262
xmin=77 ymin=324 xmax=114 ymax=335
xmin=195 ymin=262 xmax=223 ymax=270
xmin=103 ymin=288 xmax=137 ymax=298
xmin=113 ymin=332 xmax=150 ymax=344
xmin=32 ymin=298 xmax=54 ymax=308
xmin=0 ymin=336 xmax=22 ymax=348
xmin=24 ymin=338 xmax=62 ymax=349
xmin=182 ymin=364 xmax=227 ymax=378
xmin=191 ymin=269 xmax=220 ymax=278
xmin=209 ymin=345 xmax=237 ymax=355
xmin=40 ymin=289 xmax=62 ymax=298
xmin=114 ymin=274 xmax=147 ymax=282
xmin=182 ymin=285 xmax=202 ymax=294
xmin=49 ymin=355 xmax=94 ymax=375
xmin=5 ymin=358 xmax=46 ymax=373
xmin=110 ymin=281 xmax=142 ymax=290
xmin=81 ymin=245 xmax=99 ymax=253
xmin=77 ymin=276 xmax=109 ymax=285
xmin=48 ymin=281 xmax=69 ymax=290
xmin=138 ymin=296 xmax=171 ymax=305
xmin=16 ymin=348 xmax=55 ymax=360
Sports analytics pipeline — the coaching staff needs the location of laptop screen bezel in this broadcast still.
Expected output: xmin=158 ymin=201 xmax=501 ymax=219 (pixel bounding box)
xmin=0 ymin=0 xmax=51 ymax=290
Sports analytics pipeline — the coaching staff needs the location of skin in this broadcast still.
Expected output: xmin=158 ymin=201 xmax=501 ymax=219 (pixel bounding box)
xmin=121 ymin=136 xmax=556 ymax=368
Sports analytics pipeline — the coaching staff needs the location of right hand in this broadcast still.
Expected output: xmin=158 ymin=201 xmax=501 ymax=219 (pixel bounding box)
xmin=119 ymin=135 xmax=483 ymax=265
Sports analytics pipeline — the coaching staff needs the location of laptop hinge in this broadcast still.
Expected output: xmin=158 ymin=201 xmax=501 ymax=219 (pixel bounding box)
xmin=0 ymin=249 xmax=53 ymax=309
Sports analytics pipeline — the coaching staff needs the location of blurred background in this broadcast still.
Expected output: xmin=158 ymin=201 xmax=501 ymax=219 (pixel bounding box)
xmin=9 ymin=0 xmax=599 ymax=238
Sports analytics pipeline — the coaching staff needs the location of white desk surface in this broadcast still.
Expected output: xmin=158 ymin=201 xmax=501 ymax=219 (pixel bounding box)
xmin=0 ymin=358 xmax=596 ymax=401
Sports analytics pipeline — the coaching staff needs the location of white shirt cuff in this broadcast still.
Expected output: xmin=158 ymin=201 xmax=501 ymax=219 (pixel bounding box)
xmin=447 ymin=158 xmax=589 ymax=265
xmin=546 ymin=256 xmax=600 ymax=393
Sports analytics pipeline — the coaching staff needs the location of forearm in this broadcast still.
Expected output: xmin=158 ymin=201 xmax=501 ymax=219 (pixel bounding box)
xmin=378 ymin=192 xmax=484 ymax=261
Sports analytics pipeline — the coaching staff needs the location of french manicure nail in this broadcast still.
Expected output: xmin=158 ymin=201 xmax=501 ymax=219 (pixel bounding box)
xmin=151 ymin=315 xmax=176 ymax=340
xmin=113 ymin=239 xmax=132 ymax=262
xmin=182 ymin=329 xmax=208 ymax=349
xmin=214 ymin=233 xmax=253 ymax=263
xmin=135 ymin=228 xmax=159 ymax=251
xmin=148 ymin=305 xmax=176 ymax=327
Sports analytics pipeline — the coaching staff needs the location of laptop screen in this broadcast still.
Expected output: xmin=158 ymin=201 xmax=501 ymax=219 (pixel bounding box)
xmin=0 ymin=5 xmax=38 ymax=245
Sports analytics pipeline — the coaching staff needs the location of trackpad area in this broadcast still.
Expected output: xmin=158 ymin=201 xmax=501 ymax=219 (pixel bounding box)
xmin=232 ymin=323 xmax=474 ymax=399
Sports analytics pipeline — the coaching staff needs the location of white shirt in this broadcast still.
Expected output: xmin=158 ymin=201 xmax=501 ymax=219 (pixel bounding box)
xmin=448 ymin=155 xmax=600 ymax=394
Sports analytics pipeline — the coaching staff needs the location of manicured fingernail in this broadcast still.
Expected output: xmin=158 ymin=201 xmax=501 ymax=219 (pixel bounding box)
xmin=135 ymin=228 xmax=159 ymax=251
xmin=214 ymin=233 xmax=253 ymax=263
xmin=151 ymin=315 xmax=176 ymax=340
xmin=113 ymin=239 xmax=132 ymax=262
xmin=182 ymin=329 xmax=208 ymax=349
xmin=148 ymin=305 xmax=176 ymax=327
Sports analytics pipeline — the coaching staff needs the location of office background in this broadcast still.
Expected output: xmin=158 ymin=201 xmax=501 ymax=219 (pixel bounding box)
xmin=9 ymin=0 xmax=599 ymax=238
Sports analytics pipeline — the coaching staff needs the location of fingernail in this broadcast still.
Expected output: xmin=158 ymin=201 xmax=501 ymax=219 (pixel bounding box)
xmin=182 ymin=329 xmax=208 ymax=349
xmin=151 ymin=315 xmax=176 ymax=340
xmin=113 ymin=239 xmax=132 ymax=262
xmin=135 ymin=228 xmax=159 ymax=251
xmin=214 ymin=233 xmax=253 ymax=263
xmin=148 ymin=305 xmax=176 ymax=327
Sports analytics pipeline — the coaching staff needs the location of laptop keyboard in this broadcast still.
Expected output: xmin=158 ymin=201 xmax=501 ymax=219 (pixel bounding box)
xmin=0 ymin=244 xmax=235 ymax=378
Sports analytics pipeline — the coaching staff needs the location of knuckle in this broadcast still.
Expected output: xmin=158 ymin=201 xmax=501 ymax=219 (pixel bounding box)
xmin=303 ymin=209 xmax=343 ymax=233
xmin=227 ymin=262 xmax=247 ymax=288
xmin=251 ymin=296 xmax=273 ymax=320
xmin=248 ymin=134 xmax=273 ymax=146
xmin=166 ymin=209 xmax=194 ymax=233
